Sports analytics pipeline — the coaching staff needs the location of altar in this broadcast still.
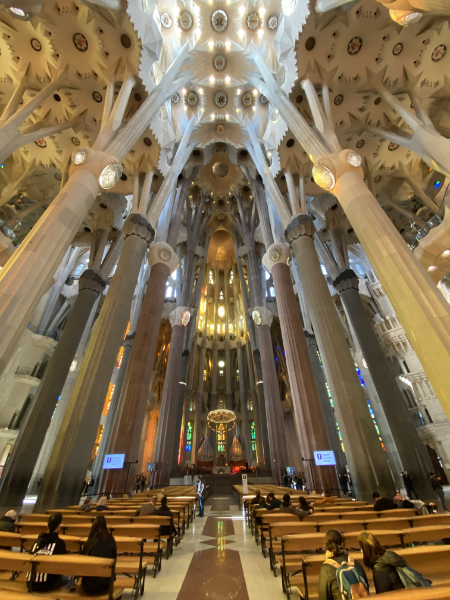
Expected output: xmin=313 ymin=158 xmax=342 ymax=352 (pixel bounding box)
xmin=212 ymin=466 xmax=231 ymax=474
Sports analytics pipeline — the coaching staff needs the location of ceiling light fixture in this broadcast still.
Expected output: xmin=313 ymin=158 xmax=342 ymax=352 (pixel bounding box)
xmin=210 ymin=76 xmax=215 ymax=84
xmin=99 ymin=164 xmax=123 ymax=189
xmin=443 ymin=250 xmax=450 ymax=256
xmin=225 ymin=40 xmax=231 ymax=49
xmin=71 ymin=150 xmax=87 ymax=165
xmin=312 ymin=164 xmax=335 ymax=191
xmin=208 ymin=40 xmax=214 ymax=49
xmin=428 ymin=265 xmax=436 ymax=271
xmin=347 ymin=151 xmax=362 ymax=168
xmin=238 ymin=6 xmax=245 ymax=14
xmin=7 ymin=6 xmax=31 ymax=19
xmin=199 ymin=88 xmax=204 ymax=94
xmin=238 ymin=29 xmax=245 ymax=37
xmin=225 ymin=76 xmax=230 ymax=84
xmin=398 ymin=11 xmax=422 ymax=25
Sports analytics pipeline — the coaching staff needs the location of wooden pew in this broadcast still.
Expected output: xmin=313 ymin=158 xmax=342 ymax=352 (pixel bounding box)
xmin=0 ymin=532 xmax=22 ymax=549
xmin=0 ymin=550 xmax=122 ymax=600
xmin=267 ymin=523 xmax=319 ymax=572
xmin=21 ymin=535 xmax=81 ymax=553
xmin=403 ymin=525 xmax=450 ymax=544
xmin=344 ymin=530 xmax=405 ymax=549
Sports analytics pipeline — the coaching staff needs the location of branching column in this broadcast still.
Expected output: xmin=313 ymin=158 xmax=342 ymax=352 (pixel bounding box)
xmin=285 ymin=214 xmax=395 ymax=501
xmin=334 ymin=268 xmax=434 ymax=499
xmin=34 ymin=214 xmax=154 ymax=511
xmin=0 ymin=268 xmax=105 ymax=511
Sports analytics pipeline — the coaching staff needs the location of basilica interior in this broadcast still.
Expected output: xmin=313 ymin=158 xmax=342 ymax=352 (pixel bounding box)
xmin=0 ymin=0 xmax=449 ymax=596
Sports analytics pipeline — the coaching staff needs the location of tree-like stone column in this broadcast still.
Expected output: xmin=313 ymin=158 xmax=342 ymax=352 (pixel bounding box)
xmin=34 ymin=214 xmax=154 ymax=511
xmin=91 ymin=331 xmax=135 ymax=495
xmin=152 ymin=305 xmax=192 ymax=486
xmin=304 ymin=332 xmax=347 ymax=473
xmin=236 ymin=341 xmax=252 ymax=464
xmin=0 ymin=268 xmax=105 ymax=512
xmin=263 ymin=243 xmax=338 ymax=491
xmin=333 ymin=268 xmax=434 ymax=499
xmin=285 ymin=214 xmax=395 ymax=501
xmin=102 ymin=243 xmax=178 ymax=493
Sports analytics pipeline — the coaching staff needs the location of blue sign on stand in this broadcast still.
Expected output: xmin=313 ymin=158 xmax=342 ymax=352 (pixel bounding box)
xmin=314 ymin=451 xmax=336 ymax=466
xmin=103 ymin=454 xmax=125 ymax=469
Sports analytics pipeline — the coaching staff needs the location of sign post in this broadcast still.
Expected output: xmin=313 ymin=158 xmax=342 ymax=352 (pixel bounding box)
xmin=242 ymin=473 xmax=248 ymax=495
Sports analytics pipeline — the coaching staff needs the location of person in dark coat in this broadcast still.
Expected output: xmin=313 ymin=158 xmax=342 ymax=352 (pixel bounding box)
xmin=318 ymin=530 xmax=368 ymax=600
xmin=298 ymin=496 xmax=315 ymax=512
xmin=250 ymin=489 xmax=262 ymax=505
xmin=81 ymin=515 xmax=117 ymax=596
xmin=402 ymin=471 xmax=419 ymax=499
xmin=155 ymin=496 xmax=178 ymax=537
xmin=266 ymin=493 xmax=282 ymax=510
xmin=0 ymin=510 xmax=16 ymax=532
xmin=28 ymin=513 xmax=67 ymax=592
xmin=373 ymin=492 xmax=397 ymax=511
xmin=338 ymin=473 xmax=348 ymax=496
xmin=358 ymin=531 xmax=406 ymax=593
xmin=431 ymin=472 xmax=449 ymax=512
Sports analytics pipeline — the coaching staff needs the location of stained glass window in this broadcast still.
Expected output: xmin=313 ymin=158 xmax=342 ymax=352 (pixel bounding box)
xmin=186 ymin=421 xmax=193 ymax=452
xmin=251 ymin=420 xmax=256 ymax=451
xmin=357 ymin=368 xmax=386 ymax=452
xmin=217 ymin=424 xmax=225 ymax=452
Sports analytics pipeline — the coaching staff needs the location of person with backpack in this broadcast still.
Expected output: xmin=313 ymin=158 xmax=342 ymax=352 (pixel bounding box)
xmin=358 ymin=531 xmax=431 ymax=593
xmin=81 ymin=515 xmax=117 ymax=596
xmin=318 ymin=529 xmax=369 ymax=599
xmin=27 ymin=513 xmax=67 ymax=592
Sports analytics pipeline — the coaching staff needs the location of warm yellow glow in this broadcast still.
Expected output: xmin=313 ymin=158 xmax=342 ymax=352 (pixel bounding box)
xmin=199 ymin=88 xmax=204 ymax=94
xmin=428 ymin=266 xmax=436 ymax=271
xmin=208 ymin=40 xmax=214 ymax=49
xmin=443 ymin=250 xmax=450 ymax=256
xmin=218 ymin=306 xmax=225 ymax=318
xmin=238 ymin=5 xmax=245 ymax=14
xmin=209 ymin=75 xmax=215 ymax=84
xmin=225 ymin=40 xmax=231 ymax=49
xmin=225 ymin=76 xmax=230 ymax=84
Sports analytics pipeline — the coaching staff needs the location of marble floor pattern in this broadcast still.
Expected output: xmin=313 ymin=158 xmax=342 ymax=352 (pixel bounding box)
xmin=141 ymin=494 xmax=287 ymax=600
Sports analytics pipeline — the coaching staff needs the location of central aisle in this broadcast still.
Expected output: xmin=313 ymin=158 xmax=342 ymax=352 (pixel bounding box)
xmin=142 ymin=494 xmax=286 ymax=600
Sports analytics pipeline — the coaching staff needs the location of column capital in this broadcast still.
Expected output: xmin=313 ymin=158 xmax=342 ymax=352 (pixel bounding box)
xmin=312 ymin=150 xmax=364 ymax=193
xmin=251 ymin=305 xmax=273 ymax=327
xmin=304 ymin=331 xmax=318 ymax=349
xmin=169 ymin=305 xmax=191 ymax=328
xmin=262 ymin=242 xmax=291 ymax=274
xmin=123 ymin=331 xmax=135 ymax=348
xmin=79 ymin=268 xmax=106 ymax=295
xmin=332 ymin=268 xmax=359 ymax=293
xmin=148 ymin=241 xmax=178 ymax=273
xmin=284 ymin=214 xmax=315 ymax=243
xmin=123 ymin=213 xmax=155 ymax=245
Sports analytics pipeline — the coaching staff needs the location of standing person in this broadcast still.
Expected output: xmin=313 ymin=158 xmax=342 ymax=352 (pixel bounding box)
xmin=36 ymin=478 xmax=42 ymax=495
xmin=86 ymin=476 xmax=95 ymax=494
xmin=338 ymin=473 xmax=348 ymax=496
xmin=283 ymin=472 xmax=289 ymax=487
xmin=318 ymin=530 xmax=369 ymax=600
xmin=27 ymin=513 xmax=67 ymax=592
xmin=196 ymin=476 xmax=205 ymax=517
xmin=358 ymin=531 xmax=431 ymax=593
xmin=402 ymin=471 xmax=418 ymax=499
xmin=431 ymin=472 xmax=449 ymax=512
xmin=81 ymin=515 xmax=117 ymax=596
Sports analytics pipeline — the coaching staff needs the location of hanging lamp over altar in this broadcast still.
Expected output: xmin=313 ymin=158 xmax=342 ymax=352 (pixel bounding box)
xmin=207 ymin=408 xmax=236 ymax=432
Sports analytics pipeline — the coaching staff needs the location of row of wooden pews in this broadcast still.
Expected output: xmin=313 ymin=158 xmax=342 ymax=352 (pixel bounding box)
xmin=0 ymin=486 xmax=198 ymax=600
xmin=240 ymin=489 xmax=450 ymax=600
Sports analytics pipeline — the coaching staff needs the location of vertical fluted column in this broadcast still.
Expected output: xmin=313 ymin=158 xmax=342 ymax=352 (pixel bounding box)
xmin=192 ymin=338 xmax=206 ymax=466
xmin=304 ymin=332 xmax=347 ymax=473
xmin=263 ymin=243 xmax=338 ymax=491
xmin=237 ymin=342 xmax=252 ymax=464
xmin=0 ymin=268 xmax=106 ymax=512
xmin=244 ymin=342 xmax=264 ymax=466
xmin=252 ymin=307 xmax=289 ymax=484
xmin=34 ymin=214 xmax=154 ymax=511
xmin=334 ymin=268 xmax=434 ymax=499
xmin=142 ymin=410 xmax=159 ymax=470
xmin=152 ymin=306 xmax=191 ymax=486
xmin=284 ymin=171 xmax=301 ymax=215
xmin=284 ymin=411 xmax=303 ymax=474
xmin=92 ymin=332 xmax=135 ymax=494
xmin=285 ymin=214 xmax=394 ymax=501
xmin=104 ymin=243 xmax=178 ymax=493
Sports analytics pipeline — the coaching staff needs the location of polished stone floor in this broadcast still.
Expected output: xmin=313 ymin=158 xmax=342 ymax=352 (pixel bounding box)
xmin=141 ymin=495 xmax=286 ymax=600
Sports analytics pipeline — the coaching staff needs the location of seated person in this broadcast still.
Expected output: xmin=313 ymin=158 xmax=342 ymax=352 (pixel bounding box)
xmin=0 ymin=510 xmax=17 ymax=532
xmin=255 ymin=497 xmax=266 ymax=525
xmin=28 ymin=512 xmax=67 ymax=592
xmin=95 ymin=496 xmax=110 ymax=511
xmin=82 ymin=515 xmax=117 ymax=596
xmin=318 ymin=530 xmax=369 ymax=600
xmin=266 ymin=493 xmax=282 ymax=510
xmin=298 ymin=496 xmax=315 ymax=512
xmin=314 ymin=490 xmax=335 ymax=505
xmin=81 ymin=496 xmax=94 ymax=512
xmin=156 ymin=496 xmax=178 ymax=537
xmin=373 ymin=492 xmax=397 ymax=511
xmin=359 ymin=531 xmax=411 ymax=593
xmin=279 ymin=494 xmax=313 ymax=518
xmin=135 ymin=495 xmax=158 ymax=516
xmin=250 ymin=489 xmax=262 ymax=505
